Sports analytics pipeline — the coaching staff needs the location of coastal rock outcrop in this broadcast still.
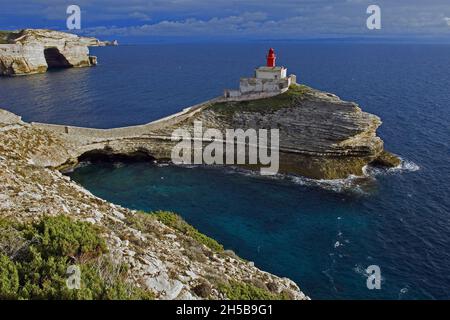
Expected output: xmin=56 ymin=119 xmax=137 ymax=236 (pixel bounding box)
xmin=31 ymin=85 xmax=399 ymax=179
xmin=0 ymin=29 xmax=110 ymax=76
xmin=177 ymin=85 xmax=389 ymax=178
xmin=0 ymin=109 xmax=308 ymax=300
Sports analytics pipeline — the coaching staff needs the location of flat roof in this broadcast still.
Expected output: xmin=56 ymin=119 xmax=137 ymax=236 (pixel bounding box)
xmin=256 ymin=66 xmax=286 ymax=71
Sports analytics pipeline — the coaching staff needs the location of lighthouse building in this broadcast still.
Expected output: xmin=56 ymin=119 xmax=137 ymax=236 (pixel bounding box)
xmin=224 ymin=48 xmax=296 ymax=101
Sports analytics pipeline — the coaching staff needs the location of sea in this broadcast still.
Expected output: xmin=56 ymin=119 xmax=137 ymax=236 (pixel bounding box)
xmin=1 ymin=43 xmax=449 ymax=299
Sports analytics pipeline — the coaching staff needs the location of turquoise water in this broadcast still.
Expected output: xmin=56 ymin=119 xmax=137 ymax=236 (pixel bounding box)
xmin=1 ymin=43 xmax=450 ymax=299
xmin=68 ymin=162 xmax=430 ymax=300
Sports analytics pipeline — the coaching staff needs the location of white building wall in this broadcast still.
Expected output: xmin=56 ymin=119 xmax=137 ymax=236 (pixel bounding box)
xmin=223 ymin=64 xmax=296 ymax=101
xmin=255 ymin=67 xmax=287 ymax=80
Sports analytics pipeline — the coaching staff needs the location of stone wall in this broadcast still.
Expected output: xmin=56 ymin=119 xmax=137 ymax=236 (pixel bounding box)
xmin=255 ymin=66 xmax=287 ymax=80
xmin=223 ymin=75 xmax=295 ymax=101
xmin=32 ymin=97 xmax=220 ymax=142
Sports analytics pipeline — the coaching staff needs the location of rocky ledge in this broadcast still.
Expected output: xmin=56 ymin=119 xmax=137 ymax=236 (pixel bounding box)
xmin=192 ymin=85 xmax=401 ymax=178
xmin=32 ymin=84 xmax=400 ymax=180
xmin=0 ymin=109 xmax=308 ymax=300
xmin=0 ymin=29 xmax=114 ymax=76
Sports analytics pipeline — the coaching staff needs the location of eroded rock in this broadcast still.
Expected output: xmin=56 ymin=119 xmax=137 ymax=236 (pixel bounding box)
xmin=0 ymin=29 xmax=111 ymax=76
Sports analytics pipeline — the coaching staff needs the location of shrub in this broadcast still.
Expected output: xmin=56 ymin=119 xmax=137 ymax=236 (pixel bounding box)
xmin=218 ymin=280 xmax=290 ymax=300
xmin=0 ymin=220 xmax=27 ymax=259
xmin=0 ymin=215 xmax=154 ymax=300
xmin=0 ymin=254 xmax=19 ymax=299
xmin=22 ymin=215 xmax=107 ymax=259
xmin=153 ymin=211 xmax=224 ymax=252
xmin=192 ymin=279 xmax=212 ymax=298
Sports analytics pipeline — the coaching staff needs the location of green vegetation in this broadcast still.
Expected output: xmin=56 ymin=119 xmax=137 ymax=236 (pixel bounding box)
xmin=210 ymin=84 xmax=311 ymax=117
xmin=218 ymin=281 xmax=290 ymax=300
xmin=153 ymin=211 xmax=224 ymax=252
xmin=0 ymin=215 xmax=154 ymax=300
xmin=0 ymin=30 xmax=16 ymax=44
xmin=127 ymin=210 xmax=224 ymax=252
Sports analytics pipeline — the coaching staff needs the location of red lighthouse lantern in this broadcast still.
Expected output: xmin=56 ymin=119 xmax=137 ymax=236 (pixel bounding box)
xmin=266 ymin=48 xmax=276 ymax=67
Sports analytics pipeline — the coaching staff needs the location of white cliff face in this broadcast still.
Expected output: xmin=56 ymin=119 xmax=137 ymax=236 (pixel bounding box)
xmin=0 ymin=29 xmax=103 ymax=76
xmin=0 ymin=43 xmax=48 ymax=75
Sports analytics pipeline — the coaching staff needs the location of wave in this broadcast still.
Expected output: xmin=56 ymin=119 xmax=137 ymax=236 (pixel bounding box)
xmin=287 ymin=157 xmax=420 ymax=194
xmin=289 ymin=174 xmax=371 ymax=194
xmin=216 ymin=165 xmax=373 ymax=194
xmin=225 ymin=156 xmax=420 ymax=194
xmin=108 ymin=156 xmax=420 ymax=194
xmin=364 ymin=157 xmax=420 ymax=176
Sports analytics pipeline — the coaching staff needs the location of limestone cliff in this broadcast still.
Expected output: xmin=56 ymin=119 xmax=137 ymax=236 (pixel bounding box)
xmin=0 ymin=29 xmax=110 ymax=76
xmin=187 ymin=85 xmax=397 ymax=179
xmin=0 ymin=109 xmax=308 ymax=300
xmin=31 ymin=85 xmax=399 ymax=180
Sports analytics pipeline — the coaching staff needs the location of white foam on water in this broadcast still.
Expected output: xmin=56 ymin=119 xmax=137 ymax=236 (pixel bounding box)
xmin=364 ymin=157 xmax=420 ymax=176
xmin=353 ymin=263 xmax=385 ymax=282
xmin=155 ymin=162 xmax=169 ymax=167
xmin=289 ymin=174 xmax=371 ymax=194
xmin=163 ymin=156 xmax=419 ymax=194
xmin=215 ymin=165 xmax=373 ymax=194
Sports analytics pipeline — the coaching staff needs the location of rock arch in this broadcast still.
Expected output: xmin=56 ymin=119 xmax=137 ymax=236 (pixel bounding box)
xmin=43 ymin=47 xmax=72 ymax=69
xmin=78 ymin=147 xmax=156 ymax=164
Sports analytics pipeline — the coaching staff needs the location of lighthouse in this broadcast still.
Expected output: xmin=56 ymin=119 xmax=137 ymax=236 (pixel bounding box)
xmin=223 ymin=48 xmax=297 ymax=101
xmin=255 ymin=48 xmax=287 ymax=80
xmin=266 ymin=48 xmax=276 ymax=67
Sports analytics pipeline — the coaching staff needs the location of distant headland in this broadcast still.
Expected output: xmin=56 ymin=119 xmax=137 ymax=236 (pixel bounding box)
xmin=0 ymin=29 xmax=117 ymax=76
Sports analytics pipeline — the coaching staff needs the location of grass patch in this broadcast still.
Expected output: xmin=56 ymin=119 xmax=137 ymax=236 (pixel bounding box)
xmin=218 ymin=280 xmax=291 ymax=300
xmin=210 ymin=84 xmax=311 ymax=117
xmin=153 ymin=211 xmax=224 ymax=252
xmin=0 ymin=215 xmax=154 ymax=300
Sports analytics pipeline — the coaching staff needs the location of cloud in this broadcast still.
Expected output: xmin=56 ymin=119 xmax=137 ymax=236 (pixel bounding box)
xmin=445 ymin=17 xmax=450 ymax=26
xmin=79 ymin=12 xmax=360 ymax=39
xmin=1 ymin=0 xmax=450 ymax=38
xmin=128 ymin=12 xmax=152 ymax=21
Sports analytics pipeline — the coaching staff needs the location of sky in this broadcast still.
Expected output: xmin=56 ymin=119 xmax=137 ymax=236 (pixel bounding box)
xmin=0 ymin=0 xmax=449 ymax=43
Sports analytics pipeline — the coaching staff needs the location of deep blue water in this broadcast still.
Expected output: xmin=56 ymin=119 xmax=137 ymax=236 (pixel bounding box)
xmin=1 ymin=44 xmax=449 ymax=299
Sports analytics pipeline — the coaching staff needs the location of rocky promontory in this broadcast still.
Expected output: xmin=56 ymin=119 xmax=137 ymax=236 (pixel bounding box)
xmin=31 ymin=84 xmax=400 ymax=180
xmin=167 ymin=85 xmax=400 ymax=179
xmin=0 ymin=29 xmax=112 ymax=76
